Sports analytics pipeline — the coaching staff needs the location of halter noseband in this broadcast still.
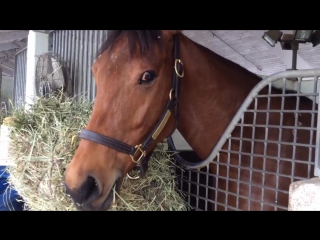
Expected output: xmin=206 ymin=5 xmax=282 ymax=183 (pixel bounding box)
xmin=79 ymin=34 xmax=184 ymax=179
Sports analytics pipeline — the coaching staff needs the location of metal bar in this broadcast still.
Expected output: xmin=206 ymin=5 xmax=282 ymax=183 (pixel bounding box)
xmin=256 ymin=93 xmax=318 ymax=98
xmin=225 ymin=138 xmax=231 ymax=211
xmin=219 ymin=149 xmax=316 ymax=164
xmin=228 ymin=137 xmax=315 ymax=148
xmin=88 ymin=30 xmax=94 ymax=101
xmin=315 ymin=76 xmax=320 ymax=176
xmin=235 ymin=124 xmax=316 ymax=131
xmin=244 ymin=110 xmax=318 ymax=113
xmin=83 ymin=31 xmax=88 ymax=99
xmin=260 ymin=83 xmax=271 ymax=210
xmin=292 ymin=49 xmax=297 ymax=70
xmin=70 ymin=30 xmax=76 ymax=96
xmin=74 ymin=30 xmax=80 ymax=99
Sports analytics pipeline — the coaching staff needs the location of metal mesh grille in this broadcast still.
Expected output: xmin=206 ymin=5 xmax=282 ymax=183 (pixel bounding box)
xmin=49 ymin=30 xmax=108 ymax=102
xmin=173 ymin=71 xmax=320 ymax=211
xmin=13 ymin=48 xmax=27 ymax=109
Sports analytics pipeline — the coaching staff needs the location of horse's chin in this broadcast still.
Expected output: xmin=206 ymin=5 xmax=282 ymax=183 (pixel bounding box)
xmin=102 ymin=177 xmax=123 ymax=211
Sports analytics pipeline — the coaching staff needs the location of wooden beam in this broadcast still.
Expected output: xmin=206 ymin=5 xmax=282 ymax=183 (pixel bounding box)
xmin=2 ymin=72 xmax=11 ymax=77
xmin=0 ymin=42 xmax=18 ymax=51
xmin=8 ymin=58 xmax=15 ymax=64
xmin=0 ymin=31 xmax=28 ymax=44
xmin=250 ymin=30 xmax=312 ymax=70
xmin=0 ymin=66 xmax=13 ymax=76
xmin=0 ymin=49 xmax=17 ymax=64
xmin=13 ymin=40 xmax=27 ymax=49
xmin=1 ymin=60 xmax=14 ymax=69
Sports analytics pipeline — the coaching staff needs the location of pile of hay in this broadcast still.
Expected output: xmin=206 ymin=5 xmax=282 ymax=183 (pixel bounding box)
xmin=4 ymin=92 xmax=189 ymax=211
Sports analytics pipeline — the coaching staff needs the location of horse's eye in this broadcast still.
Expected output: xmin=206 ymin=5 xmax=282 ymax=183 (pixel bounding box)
xmin=139 ymin=71 xmax=157 ymax=84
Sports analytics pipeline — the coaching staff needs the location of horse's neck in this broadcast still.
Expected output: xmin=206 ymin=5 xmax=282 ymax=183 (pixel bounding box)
xmin=177 ymin=34 xmax=261 ymax=159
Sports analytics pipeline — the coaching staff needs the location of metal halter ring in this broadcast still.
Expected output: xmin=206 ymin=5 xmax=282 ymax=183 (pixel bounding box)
xmin=126 ymin=173 xmax=140 ymax=180
xmin=169 ymin=88 xmax=174 ymax=100
xmin=174 ymin=59 xmax=184 ymax=78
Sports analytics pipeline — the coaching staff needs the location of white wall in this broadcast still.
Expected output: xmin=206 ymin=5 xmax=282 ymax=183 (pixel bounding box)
xmin=25 ymin=31 xmax=48 ymax=109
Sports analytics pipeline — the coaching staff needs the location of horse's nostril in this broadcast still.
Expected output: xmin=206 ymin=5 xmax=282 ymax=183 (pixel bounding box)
xmin=82 ymin=176 xmax=99 ymax=200
xmin=67 ymin=176 xmax=100 ymax=206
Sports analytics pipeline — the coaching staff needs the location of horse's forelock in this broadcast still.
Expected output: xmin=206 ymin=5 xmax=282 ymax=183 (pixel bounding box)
xmin=96 ymin=30 xmax=163 ymax=59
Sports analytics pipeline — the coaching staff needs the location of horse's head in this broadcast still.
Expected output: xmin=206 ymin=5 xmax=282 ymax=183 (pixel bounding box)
xmin=64 ymin=30 xmax=184 ymax=211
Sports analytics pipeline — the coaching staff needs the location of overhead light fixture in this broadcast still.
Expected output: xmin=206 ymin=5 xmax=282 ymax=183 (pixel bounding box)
xmin=293 ymin=30 xmax=314 ymax=42
xmin=262 ymin=30 xmax=283 ymax=47
xmin=311 ymin=30 xmax=320 ymax=47
xmin=280 ymin=34 xmax=299 ymax=50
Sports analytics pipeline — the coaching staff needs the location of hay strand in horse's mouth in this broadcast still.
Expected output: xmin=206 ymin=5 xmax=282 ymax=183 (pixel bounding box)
xmin=4 ymin=91 xmax=190 ymax=211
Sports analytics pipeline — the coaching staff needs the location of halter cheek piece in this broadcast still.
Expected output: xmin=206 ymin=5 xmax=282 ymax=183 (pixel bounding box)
xmin=79 ymin=34 xmax=184 ymax=179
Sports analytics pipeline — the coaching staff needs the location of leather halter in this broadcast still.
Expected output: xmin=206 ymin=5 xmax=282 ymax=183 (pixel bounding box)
xmin=79 ymin=34 xmax=184 ymax=179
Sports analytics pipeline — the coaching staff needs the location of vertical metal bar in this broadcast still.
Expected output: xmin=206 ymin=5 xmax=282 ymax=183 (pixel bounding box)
xmin=93 ymin=30 xmax=99 ymax=100
xmin=187 ymin=171 xmax=191 ymax=206
xmin=66 ymin=30 xmax=71 ymax=94
xmin=180 ymin=162 xmax=184 ymax=198
xmin=291 ymin=80 xmax=300 ymax=182
xmin=261 ymin=83 xmax=271 ymax=210
xmin=82 ymin=30 xmax=89 ymax=99
xmin=74 ymin=30 xmax=80 ymax=100
xmin=205 ymin=165 xmax=209 ymax=211
xmin=69 ymin=30 xmax=76 ymax=96
xmin=61 ymin=31 xmax=65 ymax=62
xmin=78 ymin=31 xmax=85 ymax=100
xmin=57 ymin=31 xmax=61 ymax=56
xmin=310 ymin=77 xmax=318 ymax=176
xmin=225 ymin=138 xmax=231 ymax=210
xmin=314 ymin=75 xmax=320 ymax=176
xmin=88 ymin=30 xmax=93 ymax=101
xmin=248 ymin=97 xmax=258 ymax=211
xmin=215 ymin=153 xmax=220 ymax=211
xmin=196 ymin=171 xmax=200 ymax=210
xmin=292 ymin=49 xmax=297 ymax=70
xmin=275 ymin=77 xmax=286 ymax=210
xmin=68 ymin=30 xmax=72 ymax=63
xmin=62 ymin=31 xmax=68 ymax=93
xmin=236 ymin=113 xmax=244 ymax=210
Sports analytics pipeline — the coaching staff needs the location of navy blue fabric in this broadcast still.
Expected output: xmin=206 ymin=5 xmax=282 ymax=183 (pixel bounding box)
xmin=0 ymin=166 xmax=25 ymax=211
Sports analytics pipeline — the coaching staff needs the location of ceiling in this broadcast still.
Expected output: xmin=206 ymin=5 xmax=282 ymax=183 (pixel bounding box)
xmin=183 ymin=30 xmax=320 ymax=78
xmin=1 ymin=30 xmax=320 ymax=79
xmin=0 ymin=30 xmax=29 ymax=77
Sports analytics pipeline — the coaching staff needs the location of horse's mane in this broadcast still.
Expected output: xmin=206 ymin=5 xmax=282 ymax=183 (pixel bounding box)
xmin=97 ymin=30 xmax=163 ymax=58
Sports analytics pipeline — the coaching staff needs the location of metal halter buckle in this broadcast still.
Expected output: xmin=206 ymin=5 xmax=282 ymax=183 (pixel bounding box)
xmin=130 ymin=144 xmax=146 ymax=164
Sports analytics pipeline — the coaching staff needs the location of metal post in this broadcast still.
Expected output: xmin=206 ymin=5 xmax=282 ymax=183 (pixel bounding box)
xmin=292 ymin=49 xmax=297 ymax=70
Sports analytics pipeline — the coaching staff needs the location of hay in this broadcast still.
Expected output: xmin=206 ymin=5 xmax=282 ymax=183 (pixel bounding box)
xmin=4 ymin=92 xmax=189 ymax=211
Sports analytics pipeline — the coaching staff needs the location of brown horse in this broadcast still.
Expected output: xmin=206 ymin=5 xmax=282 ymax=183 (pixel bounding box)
xmin=64 ymin=30 xmax=317 ymax=211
